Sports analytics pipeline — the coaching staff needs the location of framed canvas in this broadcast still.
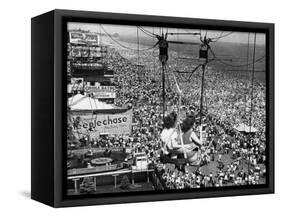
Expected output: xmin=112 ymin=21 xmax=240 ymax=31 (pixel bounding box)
xmin=31 ymin=9 xmax=274 ymax=207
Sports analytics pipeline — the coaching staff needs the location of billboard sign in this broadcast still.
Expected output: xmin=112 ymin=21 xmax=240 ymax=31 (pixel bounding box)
xmin=84 ymin=33 xmax=99 ymax=44
xmin=69 ymin=46 xmax=102 ymax=58
xmin=69 ymin=32 xmax=100 ymax=45
xmin=69 ymin=32 xmax=84 ymax=44
xmin=85 ymin=86 xmax=116 ymax=99
xmin=69 ymin=109 xmax=133 ymax=139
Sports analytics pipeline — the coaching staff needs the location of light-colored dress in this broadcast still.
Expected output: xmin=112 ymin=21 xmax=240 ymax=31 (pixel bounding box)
xmin=160 ymin=128 xmax=179 ymax=154
xmin=160 ymin=128 xmax=201 ymax=165
xmin=182 ymin=129 xmax=198 ymax=152
xmin=181 ymin=129 xmax=201 ymax=164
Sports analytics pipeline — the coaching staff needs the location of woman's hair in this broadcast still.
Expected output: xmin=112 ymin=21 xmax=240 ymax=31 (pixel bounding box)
xmin=163 ymin=112 xmax=177 ymax=129
xmin=181 ymin=115 xmax=195 ymax=133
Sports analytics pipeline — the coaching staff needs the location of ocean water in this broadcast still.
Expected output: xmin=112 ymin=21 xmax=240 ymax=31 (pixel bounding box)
xmin=175 ymin=42 xmax=266 ymax=83
xmin=119 ymin=35 xmax=266 ymax=83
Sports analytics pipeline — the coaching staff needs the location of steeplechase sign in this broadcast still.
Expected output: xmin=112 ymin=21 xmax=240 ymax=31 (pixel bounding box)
xmin=69 ymin=109 xmax=133 ymax=139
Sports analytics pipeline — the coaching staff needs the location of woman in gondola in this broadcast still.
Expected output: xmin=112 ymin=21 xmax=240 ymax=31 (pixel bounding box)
xmin=180 ymin=115 xmax=203 ymax=166
xmin=160 ymin=112 xmax=202 ymax=163
xmin=160 ymin=111 xmax=179 ymax=158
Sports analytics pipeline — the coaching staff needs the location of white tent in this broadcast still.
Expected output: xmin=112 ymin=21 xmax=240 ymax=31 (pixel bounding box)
xmin=234 ymin=123 xmax=258 ymax=133
xmin=68 ymin=94 xmax=84 ymax=106
xmin=68 ymin=94 xmax=114 ymax=110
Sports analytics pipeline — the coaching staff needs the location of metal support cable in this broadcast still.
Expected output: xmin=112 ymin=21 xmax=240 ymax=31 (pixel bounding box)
xmin=249 ymin=33 xmax=257 ymax=133
xmin=100 ymin=25 xmax=156 ymax=51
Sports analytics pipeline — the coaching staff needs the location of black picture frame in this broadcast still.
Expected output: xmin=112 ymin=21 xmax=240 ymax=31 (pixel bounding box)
xmin=31 ymin=9 xmax=274 ymax=207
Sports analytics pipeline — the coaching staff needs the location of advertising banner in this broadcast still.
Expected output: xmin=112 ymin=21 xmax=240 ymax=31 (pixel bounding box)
xmin=70 ymin=46 xmax=102 ymax=58
xmin=84 ymin=33 xmax=99 ymax=44
xmin=69 ymin=32 xmax=99 ymax=45
xmin=69 ymin=109 xmax=133 ymax=139
xmin=69 ymin=32 xmax=84 ymax=44
xmin=85 ymin=86 xmax=116 ymax=99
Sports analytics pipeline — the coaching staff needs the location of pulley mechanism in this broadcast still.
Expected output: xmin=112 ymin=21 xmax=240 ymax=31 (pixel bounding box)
xmin=157 ymin=33 xmax=169 ymax=65
xmin=199 ymin=36 xmax=212 ymax=59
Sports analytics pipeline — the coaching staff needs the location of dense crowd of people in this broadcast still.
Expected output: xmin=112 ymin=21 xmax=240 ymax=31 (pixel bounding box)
xmin=104 ymin=48 xmax=164 ymax=161
xmin=159 ymin=160 xmax=266 ymax=189
xmin=67 ymin=37 xmax=267 ymax=189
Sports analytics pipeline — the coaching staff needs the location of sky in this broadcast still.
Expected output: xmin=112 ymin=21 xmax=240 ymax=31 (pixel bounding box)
xmin=68 ymin=22 xmax=266 ymax=45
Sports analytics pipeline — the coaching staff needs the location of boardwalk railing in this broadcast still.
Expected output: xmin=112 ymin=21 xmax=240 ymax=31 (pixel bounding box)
xmin=68 ymin=164 xmax=122 ymax=176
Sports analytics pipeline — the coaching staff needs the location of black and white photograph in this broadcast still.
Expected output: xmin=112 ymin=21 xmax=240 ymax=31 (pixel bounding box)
xmin=0 ymin=0 xmax=279 ymax=214
xmin=66 ymin=22 xmax=267 ymax=195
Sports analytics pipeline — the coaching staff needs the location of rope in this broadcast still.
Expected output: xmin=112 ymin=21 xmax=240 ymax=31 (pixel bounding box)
xmin=100 ymin=25 xmax=156 ymax=51
xmin=172 ymin=72 xmax=187 ymax=158
xmin=211 ymin=32 xmax=233 ymax=42
xmin=176 ymin=28 xmax=178 ymax=67
xmin=214 ymin=31 xmax=224 ymax=40
xmin=187 ymin=64 xmax=202 ymax=81
xmin=152 ymin=27 xmax=158 ymax=79
xmin=247 ymin=32 xmax=257 ymax=184
xmin=249 ymin=33 xmax=257 ymax=133
xmin=137 ymin=27 xmax=140 ymax=80
xmin=99 ymin=24 xmax=104 ymax=65
xmin=244 ymin=33 xmax=250 ymax=130
xmin=138 ymin=26 xmax=156 ymax=38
